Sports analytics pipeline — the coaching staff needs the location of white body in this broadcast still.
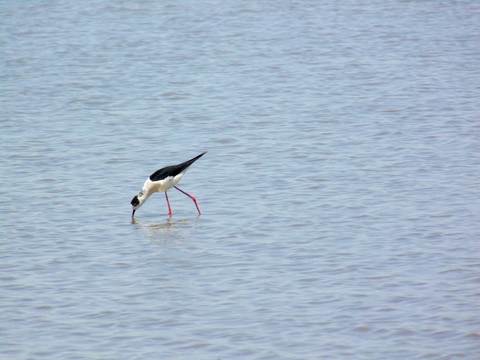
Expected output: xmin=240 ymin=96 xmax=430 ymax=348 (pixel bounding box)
xmin=143 ymin=171 xmax=185 ymax=195
xmin=134 ymin=170 xmax=187 ymax=210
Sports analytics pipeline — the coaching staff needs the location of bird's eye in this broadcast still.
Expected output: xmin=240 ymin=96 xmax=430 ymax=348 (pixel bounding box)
xmin=131 ymin=195 xmax=139 ymax=207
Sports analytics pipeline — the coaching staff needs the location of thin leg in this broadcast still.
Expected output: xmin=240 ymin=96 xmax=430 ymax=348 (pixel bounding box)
xmin=165 ymin=191 xmax=172 ymax=217
xmin=174 ymin=186 xmax=201 ymax=215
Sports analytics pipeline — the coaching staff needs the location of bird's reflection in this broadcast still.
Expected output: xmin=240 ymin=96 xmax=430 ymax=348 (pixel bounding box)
xmin=131 ymin=216 xmax=200 ymax=244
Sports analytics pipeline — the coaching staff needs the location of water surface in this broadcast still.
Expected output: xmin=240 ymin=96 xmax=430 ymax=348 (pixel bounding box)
xmin=1 ymin=1 xmax=479 ymax=359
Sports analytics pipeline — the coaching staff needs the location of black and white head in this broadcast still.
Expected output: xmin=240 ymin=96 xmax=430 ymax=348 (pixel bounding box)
xmin=131 ymin=191 xmax=147 ymax=218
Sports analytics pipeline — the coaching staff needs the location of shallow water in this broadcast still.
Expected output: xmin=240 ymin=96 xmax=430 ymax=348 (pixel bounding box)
xmin=1 ymin=1 xmax=479 ymax=359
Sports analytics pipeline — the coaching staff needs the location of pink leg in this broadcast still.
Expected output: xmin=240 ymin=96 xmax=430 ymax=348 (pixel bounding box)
xmin=174 ymin=186 xmax=201 ymax=215
xmin=165 ymin=191 xmax=172 ymax=217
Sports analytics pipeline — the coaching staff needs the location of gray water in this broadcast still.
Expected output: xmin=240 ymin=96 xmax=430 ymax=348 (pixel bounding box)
xmin=1 ymin=1 xmax=479 ymax=359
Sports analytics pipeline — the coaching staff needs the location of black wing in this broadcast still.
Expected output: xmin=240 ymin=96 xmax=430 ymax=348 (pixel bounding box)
xmin=149 ymin=152 xmax=207 ymax=182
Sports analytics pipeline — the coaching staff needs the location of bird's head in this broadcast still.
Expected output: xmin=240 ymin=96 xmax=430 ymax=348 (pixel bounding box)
xmin=131 ymin=191 xmax=146 ymax=218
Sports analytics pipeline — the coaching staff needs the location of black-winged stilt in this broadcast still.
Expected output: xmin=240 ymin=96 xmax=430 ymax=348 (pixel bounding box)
xmin=131 ymin=152 xmax=206 ymax=218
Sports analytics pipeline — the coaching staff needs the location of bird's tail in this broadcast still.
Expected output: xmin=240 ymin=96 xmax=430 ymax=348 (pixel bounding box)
xmin=185 ymin=151 xmax=207 ymax=166
xmin=174 ymin=152 xmax=207 ymax=174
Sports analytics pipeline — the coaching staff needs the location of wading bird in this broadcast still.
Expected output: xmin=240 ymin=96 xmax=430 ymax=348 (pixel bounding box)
xmin=131 ymin=152 xmax=206 ymax=218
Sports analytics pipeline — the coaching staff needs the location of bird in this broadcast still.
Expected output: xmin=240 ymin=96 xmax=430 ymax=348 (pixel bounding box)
xmin=131 ymin=152 xmax=206 ymax=219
